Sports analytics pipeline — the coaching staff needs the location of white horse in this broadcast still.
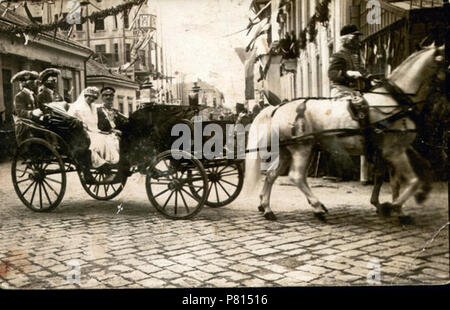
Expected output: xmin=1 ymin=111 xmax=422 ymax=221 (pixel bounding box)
xmin=244 ymin=44 xmax=446 ymax=223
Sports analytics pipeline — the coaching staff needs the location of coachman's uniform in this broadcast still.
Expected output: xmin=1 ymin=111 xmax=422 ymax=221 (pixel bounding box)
xmin=14 ymin=87 xmax=39 ymax=119
xmin=328 ymin=49 xmax=366 ymax=97
xmin=37 ymin=68 xmax=63 ymax=110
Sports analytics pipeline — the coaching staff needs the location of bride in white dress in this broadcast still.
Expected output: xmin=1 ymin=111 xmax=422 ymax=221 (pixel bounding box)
xmin=68 ymin=87 xmax=120 ymax=168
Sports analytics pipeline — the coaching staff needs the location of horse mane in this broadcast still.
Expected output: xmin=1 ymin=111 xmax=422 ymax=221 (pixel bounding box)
xmin=389 ymin=47 xmax=434 ymax=80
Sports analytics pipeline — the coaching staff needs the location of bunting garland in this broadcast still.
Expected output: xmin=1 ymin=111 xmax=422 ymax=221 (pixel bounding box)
xmin=0 ymin=0 xmax=146 ymax=38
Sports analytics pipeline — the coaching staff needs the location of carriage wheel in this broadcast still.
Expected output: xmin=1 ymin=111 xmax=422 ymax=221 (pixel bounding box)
xmin=145 ymin=150 xmax=208 ymax=220
xmin=11 ymin=138 xmax=66 ymax=212
xmin=189 ymin=162 xmax=244 ymax=208
xmin=79 ymin=166 xmax=127 ymax=201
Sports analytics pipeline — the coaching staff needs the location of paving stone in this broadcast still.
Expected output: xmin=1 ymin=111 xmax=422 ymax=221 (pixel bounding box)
xmin=136 ymin=264 xmax=162 ymax=274
xmin=296 ymin=265 xmax=329 ymax=275
xmin=152 ymin=270 xmax=180 ymax=280
xmin=121 ymin=270 xmax=149 ymax=281
xmin=151 ymin=259 xmax=176 ymax=268
xmin=218 ymin=271 xmax=251 ymax=281
xmin=285 ymin=271 xmax=318 ymax=282
xmin=109 ymin=265 xmax=133 ymax=272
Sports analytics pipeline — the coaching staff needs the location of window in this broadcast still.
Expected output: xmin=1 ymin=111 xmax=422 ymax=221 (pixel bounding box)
xmin=128 ymin=103 xmax=133 ymax=115
xmin=95 ymin=44 xmax=106 ymax=54
xmin=118 ymin=96 xmax=124 ymax=113
xmin=33 ymin=16 xmax=42 ymax=24
xmin=114 ymin=43 xmax=119 ymax=62
xmin=123 ymin=12 xmax=129 ymax=29
xmin=2 ymin=69 xmax=13 ymax=122
xmin=125 ymin=44 xmax=131 ymax=62
xmin=63 ymin=78 xmax=72 ymax=102
xmin=76 ymin=22 xmax=83 ymax=31
xmin=113 ymin=15 xmax=118 ymax=29
xmin=94 ymin=18 xmax=105 ymax=32
xmin=139 ymin=50 xmax=146 ymax=66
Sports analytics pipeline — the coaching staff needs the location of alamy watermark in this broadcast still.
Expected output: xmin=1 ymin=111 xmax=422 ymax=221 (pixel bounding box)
xmin=367 ymin=259 xmax=381 ymax=285
xmin=170 ymin=116 xmax=280 ymax=171
xmin=66 ymin=259 xmax=81 ymax=285
xmin=366 ymin=0 xmax=381 ymax=25
xmin=66 ymin=0 xmax=82 ymax=25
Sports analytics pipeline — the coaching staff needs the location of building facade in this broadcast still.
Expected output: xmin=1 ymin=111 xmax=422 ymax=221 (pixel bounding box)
xmin=246 ymin=0 xmax=445 ymax=103
xmin=86 ymin=59 xmax=139 ymax=116
xmin=0 ymin=3 xmax=92 ymax=126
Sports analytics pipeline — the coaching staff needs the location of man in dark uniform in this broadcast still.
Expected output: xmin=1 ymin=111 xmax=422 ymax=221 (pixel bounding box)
xmin=98 ymin=86 xmax=130 ymax=182
xmin=37 ymin=68 xmax=64 ymax=109
xmin=11 ymin=70 xmax=41 ymax=120
xmin=328 ymin=24 xmax=367 ymax=98
xmin=97 ymin=86 xmax=128 ymax=132
xmin=11 ymin=70 xmax=44 ymax=144
xmin=328 ymin=24 xmax=371 ymax=184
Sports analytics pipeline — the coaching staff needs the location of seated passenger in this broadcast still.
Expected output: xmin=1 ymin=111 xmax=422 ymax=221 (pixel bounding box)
xmin=97 ymin=86 xmax=128 ymax=133
xmin=68 ymin=87 xmax=120 ymax=169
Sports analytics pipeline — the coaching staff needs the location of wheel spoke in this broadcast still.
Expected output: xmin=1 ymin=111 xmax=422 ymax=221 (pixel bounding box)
xmin=21 ymin=179 xmax=36 ymax=196
xmin=220 ymin=179 xmax=238 ymax=188
xmin=174 ymin=191 xmax=178 ymax=215
xmin=162 ymin=190 xmax=174 ymax=210
xmin=219 ymin=172 xmax=239 ymax=177
xmin=16 ymin=178 xmax=32 ymax=185
xmin=45 ymin=176 xmax=62 ymax=184
xmin=217 ymin=180 xmax=231 ymax=198
xmin=111 ymin=183 xmax=117 ymax=192
xmin=43 ymin=179 xmax=59 ymax=196
xmin=152 ymin=187 xmax=171 ymax=199
xmin=39 ymin=182 xmax=43 ymax=209
xmin=41 ymin=180 xmax=53 ymax=206
xmin=30 ymin=181 xmax=38 ymax=206
xmin=178 ymin=189 xmax=190 ymax=213
xmin=180 ymin=187 xmax=198 ymax=201
xmin=214 ymin=182 xmax=220 ymax=203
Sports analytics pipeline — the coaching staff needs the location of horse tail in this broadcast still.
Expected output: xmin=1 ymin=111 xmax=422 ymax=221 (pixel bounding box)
xmin=243 ymin=108 xmax=274 ymax=194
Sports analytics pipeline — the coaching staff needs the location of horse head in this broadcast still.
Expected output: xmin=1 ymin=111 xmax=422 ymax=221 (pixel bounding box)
xmin=389 ymin=44 xmax=446 ymax=99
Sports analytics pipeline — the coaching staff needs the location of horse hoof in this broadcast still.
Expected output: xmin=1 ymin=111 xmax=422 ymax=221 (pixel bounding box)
xmin=398 ymin=215 xmax=414 ymax=225
xmin=377 ymin=203 xmax=392 ymax=217
xmin=264 ymin=212 xmax=277 ymax=221
xmin=314 ymin=212 xmax=327 ymax=222
xmin=258 ymin=205 xmax=265 ymax=213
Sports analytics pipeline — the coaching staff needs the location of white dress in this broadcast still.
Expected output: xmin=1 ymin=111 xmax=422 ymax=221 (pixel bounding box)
xmin=68 ymin=92 xmax=120 ymax=168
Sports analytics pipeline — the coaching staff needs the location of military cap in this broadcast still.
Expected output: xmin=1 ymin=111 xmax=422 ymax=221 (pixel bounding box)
xmin=39 ymin=68 xmax=61 ymax=82
xmin=100 ymin=86 xmax=116 ymax=95
xmin=340 ymin=24 xmax=362 ymax=36
xmin=10 ymin=70 xmax=39 ymax=83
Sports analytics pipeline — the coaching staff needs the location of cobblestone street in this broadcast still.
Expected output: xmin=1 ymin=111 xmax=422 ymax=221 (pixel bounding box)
xmin=0 ymin=161 xmax=448 ymax=289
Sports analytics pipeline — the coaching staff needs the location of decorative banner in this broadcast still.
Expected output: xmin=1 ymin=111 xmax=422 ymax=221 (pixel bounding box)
xmin=0 ymin=0 xmax=146 ymax=38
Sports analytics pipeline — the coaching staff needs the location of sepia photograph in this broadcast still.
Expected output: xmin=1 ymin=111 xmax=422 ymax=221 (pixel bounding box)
xmin=0 ymin=0 xmax=448 ymax=296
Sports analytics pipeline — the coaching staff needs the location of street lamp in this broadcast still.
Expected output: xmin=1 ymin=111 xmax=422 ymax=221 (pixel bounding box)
xmin=140 ymin=79 xmax=155 ymax=107
xmin=189 ymin=82 xmax=201 ymax=107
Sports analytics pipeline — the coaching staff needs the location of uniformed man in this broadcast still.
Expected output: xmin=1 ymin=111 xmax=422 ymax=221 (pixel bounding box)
xmin=11 ymin=70 xmax=41 ymax=120
xmin=328 ymin=24 xmax=367 ymax=98
xmin=97 ymin=86 xmax=128 ymax=132
xmin=37 ymin=68 xmax=64 ymax=109
xmin=328 ymin=24 xmax=372 ymax=185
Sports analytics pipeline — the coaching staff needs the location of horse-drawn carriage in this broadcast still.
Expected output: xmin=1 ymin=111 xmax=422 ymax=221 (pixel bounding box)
xmin=11 ymin=103 xmax=244 ymax=219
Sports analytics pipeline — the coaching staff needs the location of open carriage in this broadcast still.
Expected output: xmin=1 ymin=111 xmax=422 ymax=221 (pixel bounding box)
xmin=11 ymin=103 xmax=243 ymax=219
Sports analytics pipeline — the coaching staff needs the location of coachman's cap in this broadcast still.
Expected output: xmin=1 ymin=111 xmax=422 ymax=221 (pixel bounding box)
xmin=101 ymin=86 xmax=116 ymax=95
xmin=11 ymin=70 xmax=39 ymax=83
xmin=340 ymin=24 xmax=362 ymax=36
xmin=39 ymin=68 xmax=61 ymax=82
